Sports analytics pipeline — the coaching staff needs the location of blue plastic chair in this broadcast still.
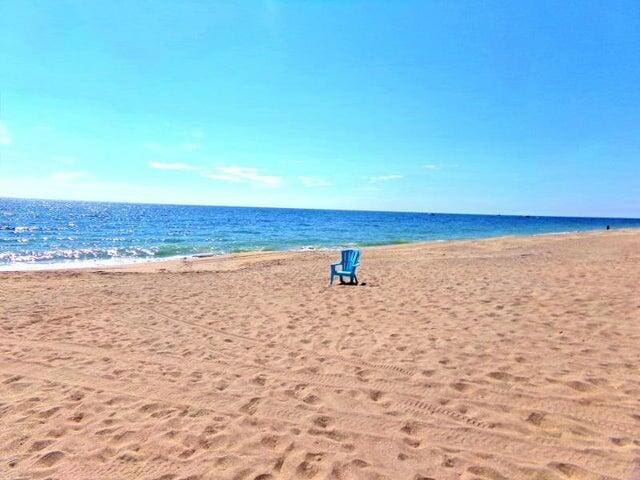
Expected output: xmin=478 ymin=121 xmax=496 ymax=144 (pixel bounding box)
xmin=330 ymin=249 xmax=361 ymax=285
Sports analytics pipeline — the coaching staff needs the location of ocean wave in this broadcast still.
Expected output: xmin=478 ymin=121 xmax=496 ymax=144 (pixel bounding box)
xmin=0 ymin=241 xmax=227 ymax=265
xmin=291 ymin=245 xmax=334 ymax=252
xmin=0 ymin=246 xmax=159 ymax=264
xmin=0 ymin=256 xmax=168 ymax=272
xmin=154 ymin=244 xmax=227 ymax=257
xmin=229 ymin=246 xmax=272 ymax=254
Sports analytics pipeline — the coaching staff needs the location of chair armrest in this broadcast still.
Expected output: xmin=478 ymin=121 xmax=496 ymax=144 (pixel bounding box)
xmin=330 ymin=262 xmax=342 ymax=267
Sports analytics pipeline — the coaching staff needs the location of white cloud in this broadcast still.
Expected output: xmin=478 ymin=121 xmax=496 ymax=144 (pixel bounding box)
xmin=50 ymin=171 xmax=89 ymax=182
xmin=368 ymin=174 xmax=403 ymax=182
xmin=207 ymin=166 xmax=282 ymax=188
xmin=148 ymin=161 xmax=196 ymax=171
xmin=148 ymin=162 xmax=280 ymax=188
xmin=298 ymin=176 xmax=331 ymax=188
xmin=0 ymin=121 xmax=11 ymax=145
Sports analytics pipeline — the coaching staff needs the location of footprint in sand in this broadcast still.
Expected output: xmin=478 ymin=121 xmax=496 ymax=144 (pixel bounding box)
xmin=549 ymin=462 xmax=613 ymax=480
xmin=296 ymin=460 xmax=319 ymax=478
xmin=312 ymin=415 xmax=332 ymax=428
xmin=35 ymin=450 xmax=65 ymax=468
xmin=403 ymin=437 xmax=421 ymax=448
xmin=368 ymin=389 xmax=383 ymax=401
xmin=487 ymin=371 xmax=516 ymax=382
xmin=29 ymin=439 xmax=54 ymax=452
xmin=565 ymin=380 xmax=595 ymax=392
xmin=400 ymin=422 xmax=419 ymax=436
xmin=467 ymin=465 xmax=508 ymax=480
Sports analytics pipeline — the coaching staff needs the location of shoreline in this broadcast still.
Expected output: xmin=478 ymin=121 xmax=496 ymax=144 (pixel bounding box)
xmin=1 ymin=226 xmax=637 ymax=273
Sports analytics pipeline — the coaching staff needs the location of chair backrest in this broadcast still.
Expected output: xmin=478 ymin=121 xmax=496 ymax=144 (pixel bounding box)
xmin=341 ymin=249 xmax=360 ymax=272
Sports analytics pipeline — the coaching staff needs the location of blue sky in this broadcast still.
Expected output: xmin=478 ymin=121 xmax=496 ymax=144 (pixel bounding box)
xmin=0 ymin=1 xmax=638 ymax=216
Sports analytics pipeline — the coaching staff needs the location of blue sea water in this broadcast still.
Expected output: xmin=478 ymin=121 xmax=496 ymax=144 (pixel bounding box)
xmin=1 ymin=197 xmax=639 ymax=270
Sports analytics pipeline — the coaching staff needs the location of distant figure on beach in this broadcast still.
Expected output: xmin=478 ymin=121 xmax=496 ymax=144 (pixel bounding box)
xmin=607 ymin=225 xmax=610 ymax=230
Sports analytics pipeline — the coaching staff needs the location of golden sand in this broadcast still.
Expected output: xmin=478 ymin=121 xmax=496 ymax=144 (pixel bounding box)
xmin=1 ymin=230 xmax=639 ymax=479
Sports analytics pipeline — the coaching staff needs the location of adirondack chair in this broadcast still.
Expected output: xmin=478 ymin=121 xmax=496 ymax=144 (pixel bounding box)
xmin=330 ymin=249 xmax=360 ymax=285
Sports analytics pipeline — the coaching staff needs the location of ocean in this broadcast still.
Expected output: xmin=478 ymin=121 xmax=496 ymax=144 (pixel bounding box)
xmin=1 ymin=197 xmax=639 ymax=270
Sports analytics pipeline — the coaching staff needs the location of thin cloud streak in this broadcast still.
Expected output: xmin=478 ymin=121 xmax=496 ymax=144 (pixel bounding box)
xmin=50 ymin=171 xmax=90 ymax=182
xmin=207 ymin=166 xmax=282 ymax=188
xmin=148 ymin=162 xmax=281 ymax=188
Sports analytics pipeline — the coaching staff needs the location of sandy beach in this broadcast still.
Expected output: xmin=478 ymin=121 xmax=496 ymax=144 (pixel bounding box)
xmin=1 ymin=229 xmax=639 ymax=480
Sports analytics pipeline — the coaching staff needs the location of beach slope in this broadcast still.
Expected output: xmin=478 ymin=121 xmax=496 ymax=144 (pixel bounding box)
xmin=1 ymin=230 xmax=639 ymax=479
